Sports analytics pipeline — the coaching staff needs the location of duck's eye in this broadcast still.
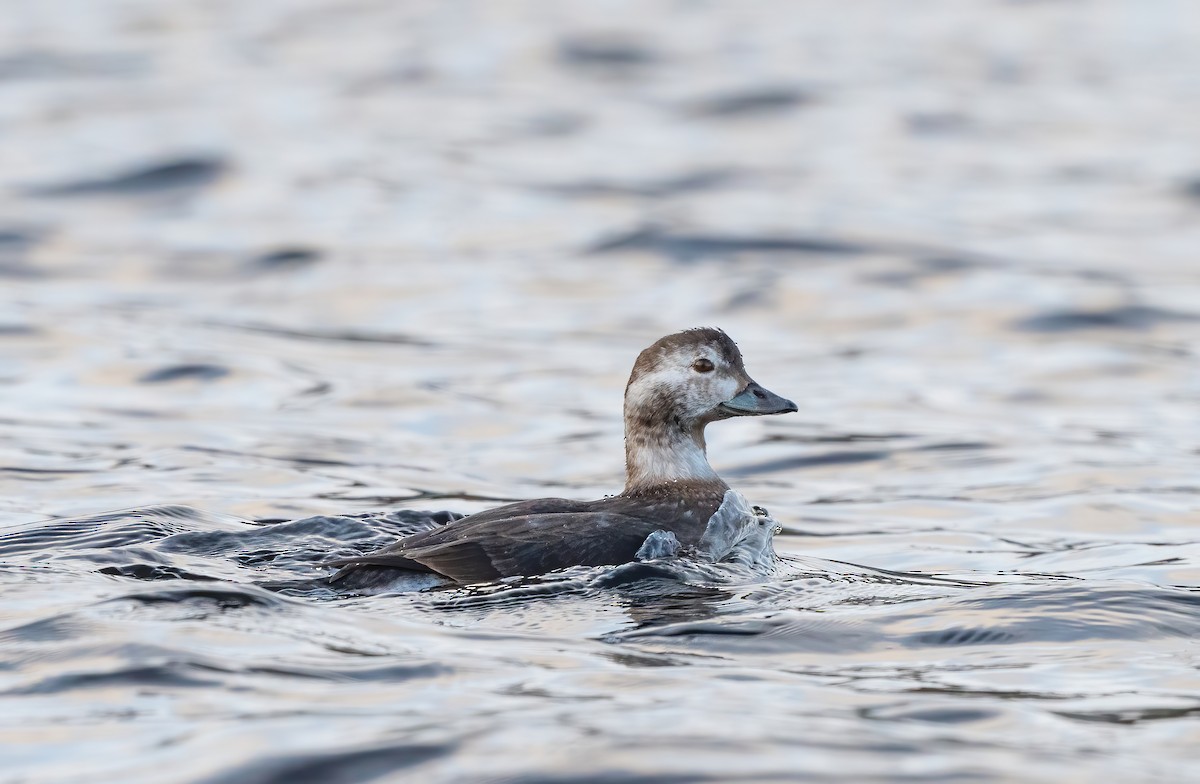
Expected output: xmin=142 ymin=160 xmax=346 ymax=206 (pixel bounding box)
xmin=692 ymin=358 xmax=715 ymax=373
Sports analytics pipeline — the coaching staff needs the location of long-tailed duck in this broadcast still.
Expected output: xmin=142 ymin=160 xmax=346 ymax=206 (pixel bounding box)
xmin=329 ymin=327 xmax=795 ymax=584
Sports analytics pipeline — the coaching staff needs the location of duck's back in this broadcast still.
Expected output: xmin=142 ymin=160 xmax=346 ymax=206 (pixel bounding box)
xmin=330 ymin=481 xmax=728 ymax=584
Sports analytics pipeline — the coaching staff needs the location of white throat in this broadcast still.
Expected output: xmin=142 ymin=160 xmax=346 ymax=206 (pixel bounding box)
xmin=624 ymin=424 xmax=719 ymax=491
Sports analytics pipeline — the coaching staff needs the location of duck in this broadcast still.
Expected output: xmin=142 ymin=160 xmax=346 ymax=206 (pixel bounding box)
xmin=328 ymin=327 xmax=796 ymax=585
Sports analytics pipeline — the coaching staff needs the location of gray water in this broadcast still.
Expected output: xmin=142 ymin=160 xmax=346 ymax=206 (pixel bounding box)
xmin=3 ymin=1 xmax=1200 ymax=782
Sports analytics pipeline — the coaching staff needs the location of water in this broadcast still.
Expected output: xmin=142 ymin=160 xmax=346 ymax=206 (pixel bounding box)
xmin=3 ymin=1 xmax=1200 ymax=781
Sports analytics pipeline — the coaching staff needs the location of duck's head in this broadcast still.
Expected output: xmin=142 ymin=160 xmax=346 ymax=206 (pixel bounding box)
xmin=622 ymin=328 xmax=795 ymax=490
xmin=624 ymin=328 xmax=792 ymax=489
xmin=624 ymin=327 xmax=796 ymax=431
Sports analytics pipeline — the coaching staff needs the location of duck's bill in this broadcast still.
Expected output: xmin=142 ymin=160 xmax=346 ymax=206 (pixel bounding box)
xmin=719 ymin=382 xmax=798 ymax=416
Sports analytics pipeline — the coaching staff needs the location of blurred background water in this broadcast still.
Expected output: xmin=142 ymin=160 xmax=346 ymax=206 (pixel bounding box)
xmin=2 ymin=1 xmax=1199 ymax=782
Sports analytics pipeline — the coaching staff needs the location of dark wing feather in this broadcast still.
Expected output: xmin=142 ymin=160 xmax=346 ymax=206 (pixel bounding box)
xmin=403 ymin=511 xmax=661 ymax=582
xmin=327 ymin=487 xmax=728 ymax=585
xmin=397 ymin=539 xmax=502 ymax=584
xmin=327 ymin=497 xmax=589 ymax=584
xmin=327 ymin=551 xmax=431 ymax=578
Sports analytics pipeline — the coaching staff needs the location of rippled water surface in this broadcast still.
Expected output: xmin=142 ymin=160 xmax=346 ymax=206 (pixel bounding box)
xmin=3 ymin=1 xmax=1200 ymax=782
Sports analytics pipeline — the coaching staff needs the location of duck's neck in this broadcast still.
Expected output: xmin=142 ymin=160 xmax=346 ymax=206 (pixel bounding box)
xmin=623 ymin=416 xmax=720 ymax=493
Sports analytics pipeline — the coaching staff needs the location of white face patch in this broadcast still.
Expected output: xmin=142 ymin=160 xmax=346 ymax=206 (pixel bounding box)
xmin=625 ymin=346 xmax=743 ymax=424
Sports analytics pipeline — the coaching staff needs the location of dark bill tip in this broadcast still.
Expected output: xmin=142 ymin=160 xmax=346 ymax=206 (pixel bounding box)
xmin=719 ymin=382 xmax=797 ymax=417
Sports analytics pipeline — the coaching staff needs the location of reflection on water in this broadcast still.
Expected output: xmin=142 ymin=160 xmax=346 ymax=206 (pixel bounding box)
xmin=2 ymin=0 xmax=1200 ymax=782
